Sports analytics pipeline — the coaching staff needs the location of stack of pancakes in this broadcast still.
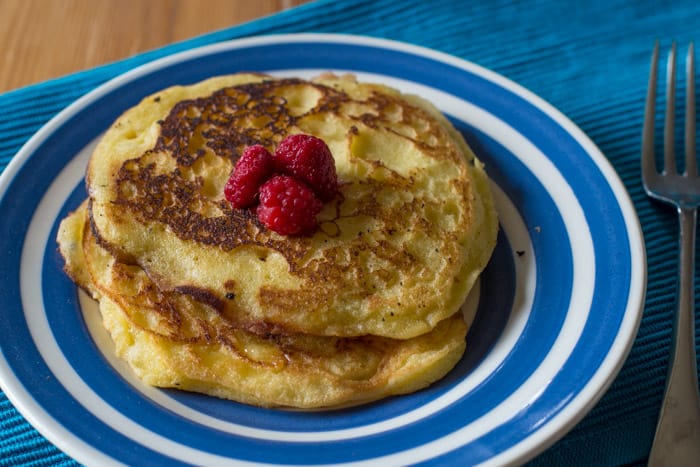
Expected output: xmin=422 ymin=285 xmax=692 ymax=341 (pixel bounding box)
xmin=57 ymin=74 xmax=498 ymax=408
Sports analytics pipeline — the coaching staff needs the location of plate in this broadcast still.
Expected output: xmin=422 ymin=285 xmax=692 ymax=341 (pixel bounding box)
xmin=0 ymin=34 xmax=645 ymax=466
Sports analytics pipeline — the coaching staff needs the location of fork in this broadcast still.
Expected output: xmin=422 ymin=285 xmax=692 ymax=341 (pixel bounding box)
xmin=643 ymin=41 xmax=700 ymax=466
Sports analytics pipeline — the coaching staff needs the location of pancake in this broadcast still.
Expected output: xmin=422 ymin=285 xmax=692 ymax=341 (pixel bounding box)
xmin=86 ymin=73 xmax=498 ymax=339
xmin=58 ymin=202 xmax=468 ymax=408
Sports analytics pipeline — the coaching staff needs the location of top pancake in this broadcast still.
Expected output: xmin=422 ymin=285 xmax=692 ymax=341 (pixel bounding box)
xmin=87 ymin=73 xmax=498 ymax=339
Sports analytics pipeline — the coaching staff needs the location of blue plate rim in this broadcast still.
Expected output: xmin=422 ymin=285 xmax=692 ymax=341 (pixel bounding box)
xmin=0 ymin=33 xmax=646 ymax=466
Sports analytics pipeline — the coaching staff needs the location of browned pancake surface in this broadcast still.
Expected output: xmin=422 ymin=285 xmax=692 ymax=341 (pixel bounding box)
xmin=87 ymin=74 xmax=498 ymax=339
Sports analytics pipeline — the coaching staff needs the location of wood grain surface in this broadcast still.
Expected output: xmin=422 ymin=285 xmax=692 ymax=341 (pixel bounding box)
xmin=0 ymin=0 xmax=311 ymax=93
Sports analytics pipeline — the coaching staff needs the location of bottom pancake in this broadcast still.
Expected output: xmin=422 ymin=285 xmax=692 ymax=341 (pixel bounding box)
xmin=58 ymin=202 xmax=470 ymax=408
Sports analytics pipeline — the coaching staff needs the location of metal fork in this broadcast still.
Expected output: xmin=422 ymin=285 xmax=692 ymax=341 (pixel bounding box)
xmin=644 ymin=41 xmax=700 ymax=467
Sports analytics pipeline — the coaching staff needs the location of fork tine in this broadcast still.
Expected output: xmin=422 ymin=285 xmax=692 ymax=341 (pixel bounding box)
xmin=686 ymin=42 xmax=697 ymax=176
xmin=643 ymin=41 xmax=659 ymax=183
xmin=665 ymin=42 xmax=678 ymax=175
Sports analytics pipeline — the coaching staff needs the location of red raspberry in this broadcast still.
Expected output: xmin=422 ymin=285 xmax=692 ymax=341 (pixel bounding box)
xmin=224 ymin=145 xmax=274 ymax=208
xmin=273 ymin=134 xmax=338 ymax=202
xmin=256 ymin=175 xmax=322 ymax=236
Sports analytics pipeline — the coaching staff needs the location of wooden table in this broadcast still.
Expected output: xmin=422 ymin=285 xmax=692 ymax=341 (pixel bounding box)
xmin=0 ymin=0 xmax=310 ymax=94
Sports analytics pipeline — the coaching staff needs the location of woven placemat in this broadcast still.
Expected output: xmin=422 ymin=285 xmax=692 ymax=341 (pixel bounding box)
xmin=2 ymin=0 xmax=699 ymax=464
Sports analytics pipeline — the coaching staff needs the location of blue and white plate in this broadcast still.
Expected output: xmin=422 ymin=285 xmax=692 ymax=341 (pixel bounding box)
xmin=0 ymin=34 xmax=645 ymax=466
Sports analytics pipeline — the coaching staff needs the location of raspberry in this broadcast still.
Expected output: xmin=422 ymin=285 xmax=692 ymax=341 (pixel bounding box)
xmin=273 ymin=134 xmax=338 ymax=202
xmin=256 ymin=175 xmax=322 ymax=236
xmin=224 ymin=145 xmax=274 ymax=208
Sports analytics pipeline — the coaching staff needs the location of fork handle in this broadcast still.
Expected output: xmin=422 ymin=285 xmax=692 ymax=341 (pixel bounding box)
xmin=648 ymin=206 xmax=700 ymax=467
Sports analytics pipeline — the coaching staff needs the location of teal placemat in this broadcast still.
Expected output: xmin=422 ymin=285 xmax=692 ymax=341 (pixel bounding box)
xmin=2 ymin=0 xmax=699 ymax=465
